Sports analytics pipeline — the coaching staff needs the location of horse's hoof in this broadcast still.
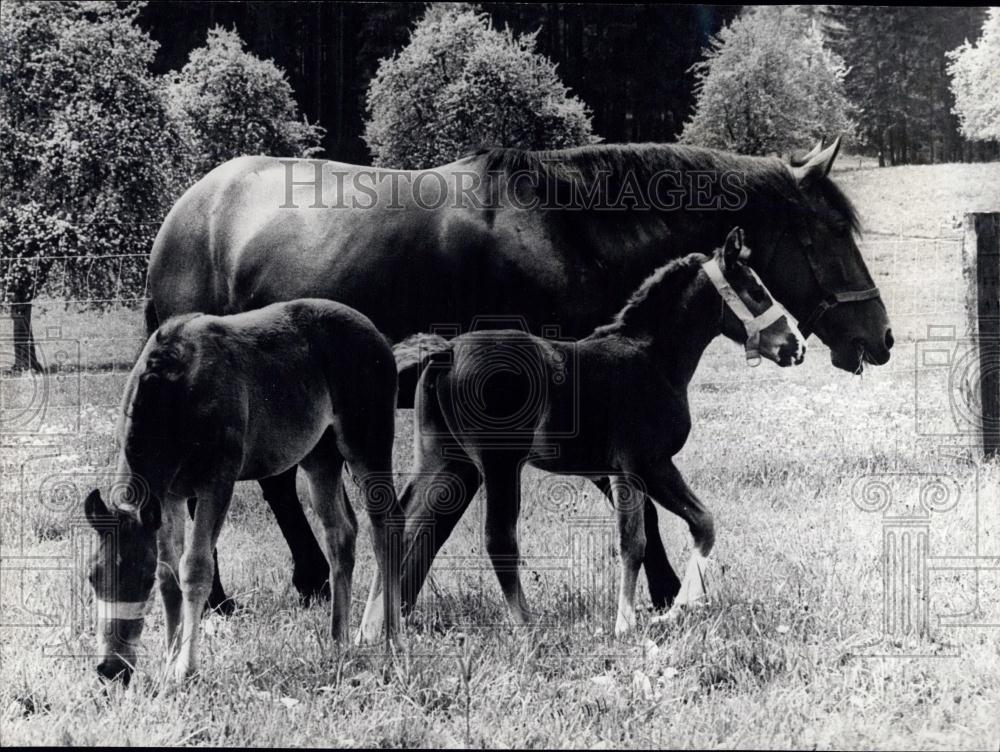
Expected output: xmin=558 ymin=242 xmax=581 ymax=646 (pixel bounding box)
xmin=614 ymin=611 xmax=637 ymax=637
xmin=173 ymin=661 xmax=197 ymax=683
xmin=296 ymin=579 xmax=331 ymax=607
xmin=650 ymin=609 xmax=681 ymax=626
xmin=648 ymin=585 xmax=680 ymax=612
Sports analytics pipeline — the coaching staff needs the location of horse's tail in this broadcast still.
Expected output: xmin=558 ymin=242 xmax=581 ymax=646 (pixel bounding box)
xmin=393 ymin=332 xmax=452 ymax=409
xmin=143 ymin=299 xmax=159 ymax=336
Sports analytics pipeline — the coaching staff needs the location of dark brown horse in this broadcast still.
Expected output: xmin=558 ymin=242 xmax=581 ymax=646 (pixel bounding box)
xmin=359 ymin=228 xmax=806 ymax=636
xmin=85 ymin=300 xmax=402 ymax=684
xmin=147 ymin=137 xmax=891 ymax=613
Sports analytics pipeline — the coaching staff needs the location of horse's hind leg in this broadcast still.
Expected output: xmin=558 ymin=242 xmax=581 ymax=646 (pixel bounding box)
xmin=482 ymin=457 xmax=531 ymax=626
xmin=187 ymin=497 xmax=236 ymax=615
xmin=349 ymin=461 xmax=403 ymax=644
xmin=158 ymin=496 xmax=186 ymax=655
xmin=259 ymin=467 xmax=331 ymax=605
xmin=592 ymin=477 xmax=680 ymax=611
xmin=301 ymin=434 xmax=357 ymax=643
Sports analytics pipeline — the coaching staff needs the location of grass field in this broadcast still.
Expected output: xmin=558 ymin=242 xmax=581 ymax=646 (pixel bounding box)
xmin=2 ymin=162 xmax=1000 ymax=748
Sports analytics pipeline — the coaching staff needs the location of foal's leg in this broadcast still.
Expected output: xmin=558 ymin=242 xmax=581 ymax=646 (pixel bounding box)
xmin=358 ymin=454 xmax=484 ymax=639
xmin=641 ymin=461 xmax=715 ymax=609
xmin=610 ymin=476 xmax=646 ymax=636
xmin=482 ymin=457 xmax=531 ymax=626
xmin=259 ymin=467 xmax=332 ymax=605
xmin=593 ymin=477 xmax=680 ymax=611
xmin=300 ymin=438 xmax=357 ymax=644
xmin=158 ymin=497 xmax=186 ymax=657
xmin=175 ymin=476 xmax=236 ymax=680
xmin=187 ymin=497 xmax=235 ymax=615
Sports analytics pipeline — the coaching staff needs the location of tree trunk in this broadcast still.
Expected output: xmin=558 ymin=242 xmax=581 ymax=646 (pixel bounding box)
xmin=10 ymin=294 xmax=42 ymax=372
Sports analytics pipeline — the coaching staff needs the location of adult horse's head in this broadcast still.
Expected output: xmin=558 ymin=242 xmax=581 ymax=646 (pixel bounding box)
xmin=744 ymin=136 xmax=892 ymax=372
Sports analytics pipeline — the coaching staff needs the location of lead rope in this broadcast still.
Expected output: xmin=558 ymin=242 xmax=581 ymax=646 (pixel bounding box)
xmin=701 ymin=257 xmax=796 ymax=367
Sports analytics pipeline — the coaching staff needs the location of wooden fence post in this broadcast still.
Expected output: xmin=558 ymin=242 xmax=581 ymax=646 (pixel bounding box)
xmin=964 ymin=213 xmax=1000 ymax=460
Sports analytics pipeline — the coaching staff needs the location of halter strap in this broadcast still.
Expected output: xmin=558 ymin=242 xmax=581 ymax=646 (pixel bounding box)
xmin=96 ymin=598 xmax=152 ymax=621
xmin=702 ymin=257 xmax=797 ymax=367
xmin=797 ymin=287 xmax=882 ymax=339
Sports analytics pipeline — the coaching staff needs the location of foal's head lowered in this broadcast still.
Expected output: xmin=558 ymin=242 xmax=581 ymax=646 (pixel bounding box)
xmin=84 ymin=485 xmax=158 ymax=686
xmin=706 ymin=227 xmax=806 ymax=368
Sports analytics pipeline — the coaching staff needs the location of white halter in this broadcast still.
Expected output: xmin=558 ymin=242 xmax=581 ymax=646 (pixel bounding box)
xmin=702 ymin=257 xmax=796 ymax=367
xmin=95 ymin=597 xmax=152 ymax=621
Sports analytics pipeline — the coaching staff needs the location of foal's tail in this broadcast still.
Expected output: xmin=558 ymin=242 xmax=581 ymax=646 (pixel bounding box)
xmin=394 ymin=333 xmax=452 ymax=409
xmin=143 ymin=299 xmax=159 ymax=336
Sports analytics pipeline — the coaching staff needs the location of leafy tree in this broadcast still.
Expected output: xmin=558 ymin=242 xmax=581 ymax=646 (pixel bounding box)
xmin=947 ymin=8 xmax=1000 ymax=143
xmin=0 ymin=0 xmax=183 ymax=371
xmin=829 ymin=6 xmax=990 ymax=165
xmin=679 ymin=6 xmax=854 ymax=156
xmin=166 ymin=26 xmax=325 ymax=180
xmin=363 ymin=3 xmax=596 ymax=169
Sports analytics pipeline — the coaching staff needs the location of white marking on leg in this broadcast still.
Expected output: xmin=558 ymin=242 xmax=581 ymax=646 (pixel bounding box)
xmin=674 ymin=552 xmax=710 ymax=608
xmin=357 ymin=569 xmax=385 ymax=646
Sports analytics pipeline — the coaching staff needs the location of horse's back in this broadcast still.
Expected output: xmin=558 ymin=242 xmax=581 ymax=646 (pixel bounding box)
xmin=148 ymin=156 xmax=280 ymax=319
xmin=143 ymin=299 xmax=396 ymax=481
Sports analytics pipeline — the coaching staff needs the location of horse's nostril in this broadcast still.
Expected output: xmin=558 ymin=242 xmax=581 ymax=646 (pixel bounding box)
xmin=885 ymin=328 xmax=894 ymax=350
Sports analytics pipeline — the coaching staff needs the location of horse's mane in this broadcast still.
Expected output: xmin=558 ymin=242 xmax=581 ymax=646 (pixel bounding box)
xmin=470 ymin=143 xmax=860 ymax=232
xmin=591 ymin=252 xmax=708 ymax=335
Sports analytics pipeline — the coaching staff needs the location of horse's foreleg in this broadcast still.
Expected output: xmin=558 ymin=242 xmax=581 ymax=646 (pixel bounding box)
xmin=592 ymin=477 xmax=680 ymax=611
xmin=610 ymin=476 xmax=646 ymax=636
xmin=259 ymin=467 xmax=331 ymax=605
xmin=482 ymin=458 xmax=531 ymax=626
xmin=187 ymin=497 xmax=236 ymax=615
xmin=175 ymin=477 xmax=235 ymax=681
xmin=642 ymin=461 xmax=715 ymax=610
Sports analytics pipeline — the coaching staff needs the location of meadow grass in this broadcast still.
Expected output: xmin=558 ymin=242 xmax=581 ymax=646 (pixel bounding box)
xmin=1 ymin=162 xmax=999 ymax=748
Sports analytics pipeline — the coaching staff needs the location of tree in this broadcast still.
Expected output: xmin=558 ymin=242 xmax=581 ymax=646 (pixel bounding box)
xmin=0 ymin=1 xmax=184 ymax=371
xmin=829 ymin=7 xmax=990 ymax=165
xmin=679 ymin=6 xmax=854 ymax=156
xmin=166 ymin=26 xmax=325 ymax=181
xmin=363 ymin=3 xmax=596 ymax=169
xmin=947 ymin=8 xmax=1000 ymax=143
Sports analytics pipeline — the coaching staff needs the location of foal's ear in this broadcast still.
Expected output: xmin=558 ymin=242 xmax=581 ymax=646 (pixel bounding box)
xmin=84 ymin=489 xmax=110 ymax=528
xmin=721 ymin=227 xmax=745 ymax=270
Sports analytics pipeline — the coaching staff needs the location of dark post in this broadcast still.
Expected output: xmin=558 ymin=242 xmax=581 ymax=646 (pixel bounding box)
xmin=965 ymin=213 xmax=1000 ymax=459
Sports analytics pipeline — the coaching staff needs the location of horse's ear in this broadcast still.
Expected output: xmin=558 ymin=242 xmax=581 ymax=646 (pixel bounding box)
xmin=789 ymin=137 xmax=825 ymax=167
xmin=84 ymin=489 xmax=110 ymax=528
xmin=791 ymin=134 xmax=842 ymax=185
xmin=721 ymin=227 xmax=744 ymax=270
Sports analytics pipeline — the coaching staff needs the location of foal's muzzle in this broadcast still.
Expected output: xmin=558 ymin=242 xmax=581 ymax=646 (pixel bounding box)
xmin=96 ymin=657 xmax=133 ymax=686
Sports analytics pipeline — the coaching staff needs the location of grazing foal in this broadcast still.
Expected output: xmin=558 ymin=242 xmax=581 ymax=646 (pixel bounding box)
xmin=85 ymin=299 xmax=403 ymax=684
xmin=361 ymin=228 xmax=804 ymax=637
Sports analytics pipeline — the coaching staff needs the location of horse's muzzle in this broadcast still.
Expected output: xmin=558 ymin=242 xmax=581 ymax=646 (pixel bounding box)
xmin=96 ymin=657 xmax=133 ymax=686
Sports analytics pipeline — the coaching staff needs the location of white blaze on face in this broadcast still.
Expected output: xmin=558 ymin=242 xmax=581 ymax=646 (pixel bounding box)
xmin=95 ymin=598 xmax=152 ymax=662
xmin=744 ymin=265 xmax=806 ymax=365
